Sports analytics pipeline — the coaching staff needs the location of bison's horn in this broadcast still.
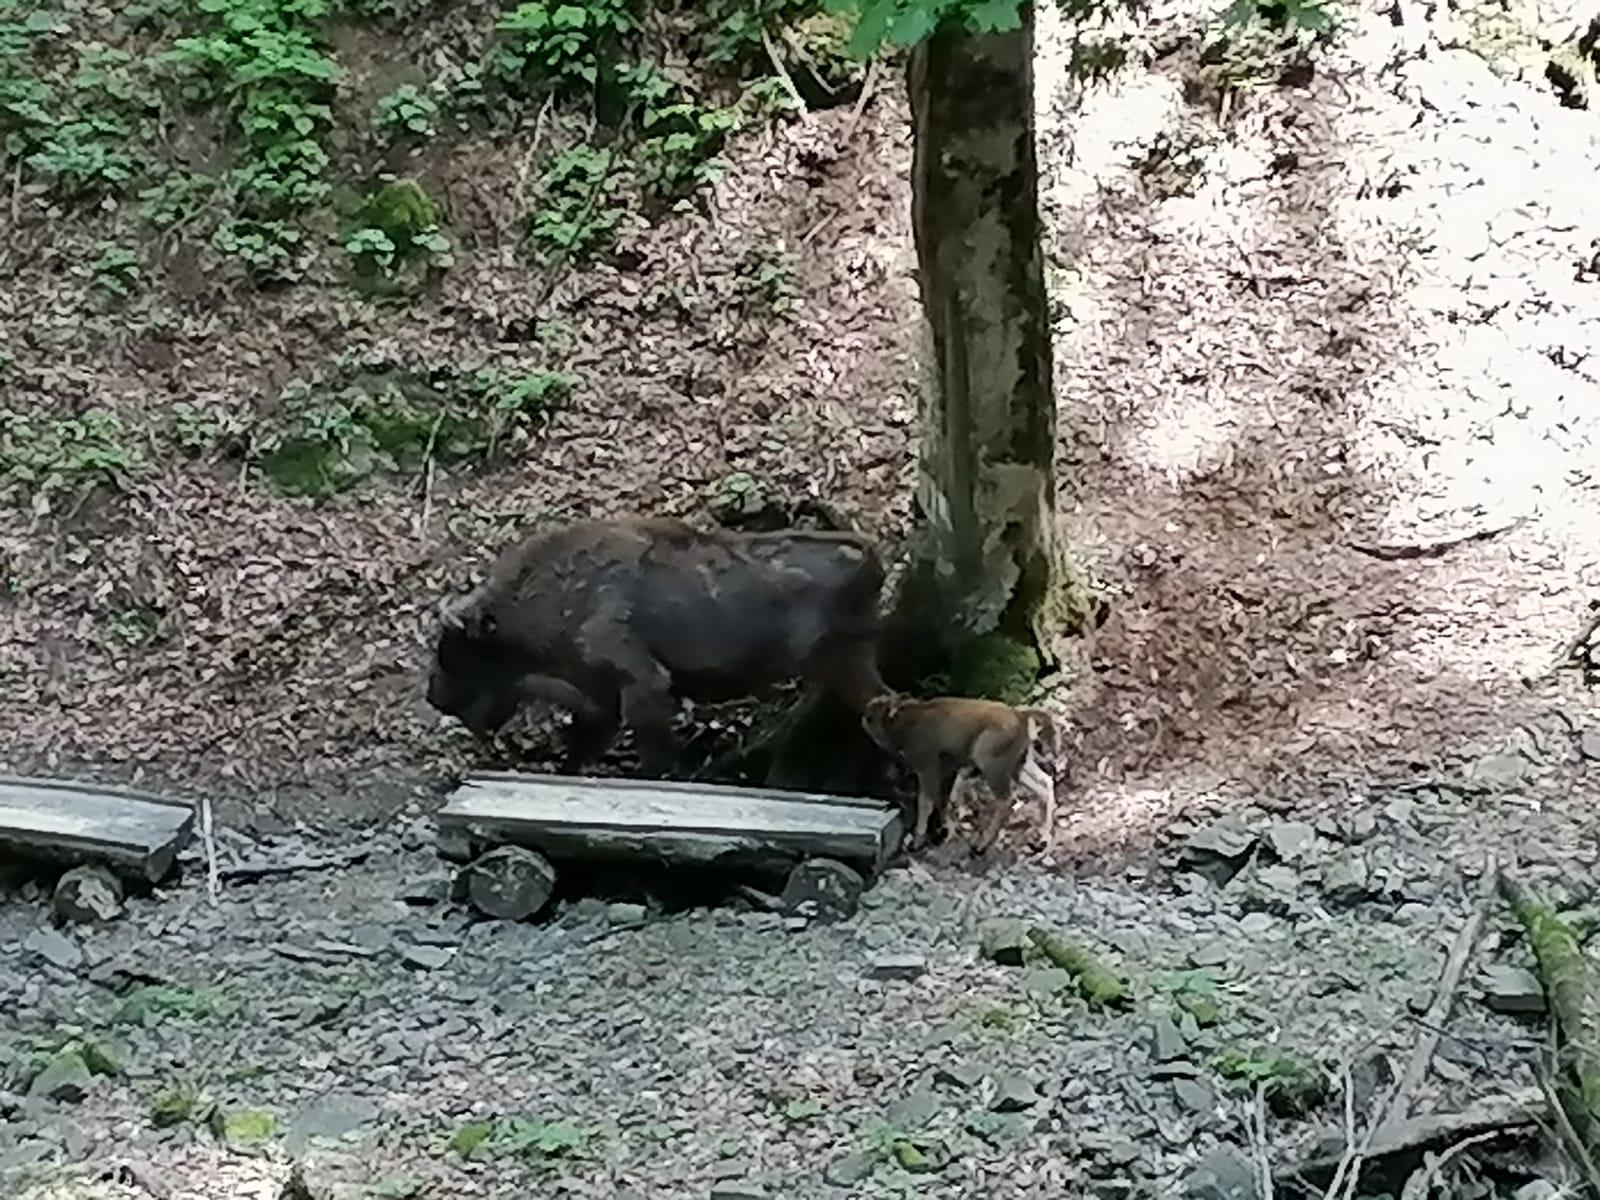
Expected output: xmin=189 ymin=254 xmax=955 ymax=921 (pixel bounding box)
xmin=437 ymin=592 xmax=469 ymax=628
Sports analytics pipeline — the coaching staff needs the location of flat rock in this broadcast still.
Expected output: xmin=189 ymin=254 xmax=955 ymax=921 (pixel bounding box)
xmin=1180 ymin=818 xmax=1257 ymax=884
xmin=709 ymin=1185 xmax=766 ymax=1200
xmin=1184 ymin=1146 xmax=1260 ymax=1199
xmin=979 ymin=918 xmax=1030 ymax=966
xmin=1580 ymin=730 xmax=1600 ymax=762
xmin=1346 ymin=811 xmax=1378 ymax=841
xmin=1482 ymin=965 xmax=1547 ymax=1014
xmin=865 ymin=953 xmax=926 ymax=982
xmin=398 ymin=945 xmax=454 ymax=971
xmin=1264 ymin=822 xmax=1316 ymax=863
xmin=27 ymin=1050 xmax=93 ymax=1103
xmin=1319 ymin=851 xmax=1372 ymax=903
xmin=1023 ymin=966 xmax=1074 ymax=997
xmin=1188 ymin=942 xmax=1230 ymax=968
xmin=1238 ymin=912 xmax=1277 ymax=936
xmin=397 ymin=875 xmax=454 ymax=907
xmin=606 ymin=902 xmax=648 ymax=925
xmin=933 ymin=1061 xmax=983 ymax=1090
xmin=1173 ymin=1077 xmax=1216 ymax=1114
xmin=1471 ymin=752 xmax=1527 ymax=789
xmin=1150 ymin=1016 xmax=1188 ymax=1064
xmin=823 ymin=1151 xmax=877 ymax=1187
xmin=285 ymin=1094 xmax=381 ymax=1152
xmin=23 ymin=928 xmax=83 ymax=972
xmin=990 ymin=1073 xmax=1041 ymax=1113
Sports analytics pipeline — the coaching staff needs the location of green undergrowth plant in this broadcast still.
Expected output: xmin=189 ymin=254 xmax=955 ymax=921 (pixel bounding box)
xmin=88 ymin=242 xmax=142 ymax=298
xmin=526 ymin=143 xmax=625 ymax=258
xmin=1201 ymin=0 xmax=1336 ymax=90
xmin=734 ymin=241 xmax=798 ymax=314
xmin=1 ymin=6 xmax=155 ymax=199
xmin=489 ymin=0 xmax=637 ymax=99
xmin=161 ymin=0 xmax=339 ymax=215
xmin=0 ymin=408 xmax=144 ymax=501
xmin=213 ymin=218 xmax=303 ymax=283
xmin=373 ymin=82 xmax=439 ymax=141
xmin=138 ymin=169 xmax=219 ymax=229
xmin=251 ymin=363 xmax=579 ymax=498
xmin=343 ymin=178 xmax=454 ymax=282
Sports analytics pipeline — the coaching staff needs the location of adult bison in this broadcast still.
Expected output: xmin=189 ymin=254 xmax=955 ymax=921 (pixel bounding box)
xmin=425 ymin=516 xmax=887 ymax=774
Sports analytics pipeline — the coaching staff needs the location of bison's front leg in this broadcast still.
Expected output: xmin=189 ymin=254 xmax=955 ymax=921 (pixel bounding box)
xmin=511 ymin=674 xmax=622 ymax=772
xmin=578 ymin=615 xmax=680 ymax=777
xmin=562 ymin=698 xmax=621 ymax=773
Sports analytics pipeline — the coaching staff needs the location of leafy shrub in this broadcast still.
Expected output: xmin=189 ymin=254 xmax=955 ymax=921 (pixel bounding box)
xmin=252 ymin=366 xmax=579 ymax=498
xmin=490 ymin=0 xmax=637 ymax=97
xmin=213 ymin=218 xmax=303 ymax=282
xmin=89 ymin=243 xmax=141 ymax=297
xmin=526 ymin=145 xmax=623 ymax=258
xmin=138 ymin=170 xmax=217 ymax=228
xmin=162 ymin=0 xmax=339 ymax=214
xmin=706 ymin=0 xmax=817 ymax=62
xmin=734 ymin=243 xmax=797 ymax=314
xmin=620 ymin=62 xmax=741 ymax=208
xmin=25 ymin=115 xmax=135 ymax=195
xmin=374 ymin=82 xmax=438 ymax=140
xmin=0 ymin=409 xmax=144 ymax=498
xmin=1202 ymin=0 xmax=1336 ymax=88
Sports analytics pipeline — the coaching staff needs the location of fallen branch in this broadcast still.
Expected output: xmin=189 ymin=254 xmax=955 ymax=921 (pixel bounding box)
xmin=1500 ymin=870 xmax=1600 ymax=1156
xmin=1397 ymin=1129 xmax=1505 ymax=1200
xmin=217 ymin=849 xmax=370 ymax=883
xmin=1536 ymin=605 xmax=1600 ymax=683
xmin=1383 ymin=859 xmax=1498 ymax=1127
xmin=1027 ymin=927 xmax=1128 ymax=1007
xmin=1347 ymin=518 xmax=1524 ymax=561
xmin=1539 ymin=1063 xmax=1600 ymax=1200
xmin=1287 ymin=1089 xmax=1543 ymax=1196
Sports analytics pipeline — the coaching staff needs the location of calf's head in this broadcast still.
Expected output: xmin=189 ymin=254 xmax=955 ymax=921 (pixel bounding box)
xmin=426 ymin=596 xmax=521 ymax=737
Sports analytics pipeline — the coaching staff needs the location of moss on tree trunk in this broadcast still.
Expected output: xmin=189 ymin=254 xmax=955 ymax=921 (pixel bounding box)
xmin=896 ymin=8 xmax=1091 ymax=701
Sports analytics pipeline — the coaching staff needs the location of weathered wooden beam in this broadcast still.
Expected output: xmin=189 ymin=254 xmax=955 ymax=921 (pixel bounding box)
xmin=0 ymin=776 xmax=196 ymax=884
xmin=437 ymin=772 xmax=904 ymax=876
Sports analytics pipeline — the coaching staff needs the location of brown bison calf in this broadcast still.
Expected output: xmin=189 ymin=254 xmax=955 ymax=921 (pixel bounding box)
xmin=425 ymin=517 xmax=887 ymax=774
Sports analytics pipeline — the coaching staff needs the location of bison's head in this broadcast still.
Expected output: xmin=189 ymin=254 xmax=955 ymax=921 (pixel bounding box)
xmin=426 ymin=595 xmax=520 ymax=737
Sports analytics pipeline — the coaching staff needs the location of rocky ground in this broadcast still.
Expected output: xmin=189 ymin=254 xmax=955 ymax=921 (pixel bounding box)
xmin=3 ymin=742 xmax=1598 ymax=1199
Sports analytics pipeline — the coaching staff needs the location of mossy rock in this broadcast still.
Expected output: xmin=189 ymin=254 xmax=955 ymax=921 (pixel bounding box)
xmin=357 ymin=179 xmax=441 ymax=251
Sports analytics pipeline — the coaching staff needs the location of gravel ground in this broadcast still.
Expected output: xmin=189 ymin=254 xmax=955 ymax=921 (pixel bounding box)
xmin=5 ymin=738 xmax=1599 ymax=1198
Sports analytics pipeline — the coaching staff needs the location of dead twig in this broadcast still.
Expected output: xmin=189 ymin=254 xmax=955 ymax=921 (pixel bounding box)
xmin=1249 ymin=1084 xmax=1275 ymax=1200
xmin=1397 ymin=1129 xmax=1506 ymax=1200
xmin=1539 ymin=1062 xmax=1600 ymax=1200
xmin=844 ymin=55 xmax=881 ymax=140
xmin=761 ymin=28 xmax=808 ymax=117
xmin=1385 ymin=858 xmax=1498 ymax=1126
xmin=1347 ymin=518 xmax=1525 ymax=561
xmin=197 ymin=795 xmax=220 ymax=906
xmin=416 ymin=409 xmax=445 ymax=539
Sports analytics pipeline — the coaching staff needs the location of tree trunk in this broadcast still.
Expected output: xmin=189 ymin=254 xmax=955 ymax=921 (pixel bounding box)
xmin=898 ymin=9 xmax=1089 ymax=698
